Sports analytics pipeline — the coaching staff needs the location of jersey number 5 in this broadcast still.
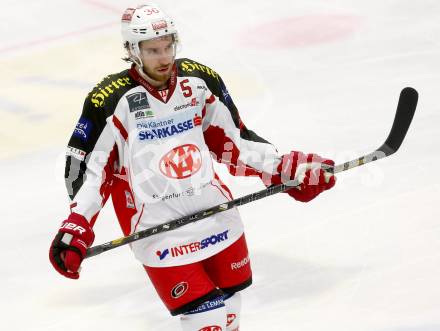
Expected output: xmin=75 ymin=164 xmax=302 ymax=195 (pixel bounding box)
xmin=180 ymin=79 xmax=193 ymax=98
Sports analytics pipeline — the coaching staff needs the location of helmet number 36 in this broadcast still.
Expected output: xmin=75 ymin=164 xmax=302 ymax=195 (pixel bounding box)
xmin=145 ymin=7 xmax=160 ymax=15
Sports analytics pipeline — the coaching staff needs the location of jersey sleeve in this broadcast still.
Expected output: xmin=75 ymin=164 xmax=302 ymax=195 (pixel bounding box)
xmin=65 ymin=92 xmax=118 ymax=225
xmin=202 ymin=74 xmax=281 ymax=182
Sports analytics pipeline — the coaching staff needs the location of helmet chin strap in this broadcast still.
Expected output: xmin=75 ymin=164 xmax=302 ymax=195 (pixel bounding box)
xmin=129 ymin=42 xmax=144 ymax=68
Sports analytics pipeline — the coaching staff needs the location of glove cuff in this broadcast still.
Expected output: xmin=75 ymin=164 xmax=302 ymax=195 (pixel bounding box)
xmin=262 ymin=151 xmax=305 ymax=187
xmin=59 ymin=213 xmax=95 ymax=248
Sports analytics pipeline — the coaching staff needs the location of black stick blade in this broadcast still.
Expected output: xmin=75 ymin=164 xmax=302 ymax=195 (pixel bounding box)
xmin=378 ymin=87 xmax=418 ymax=155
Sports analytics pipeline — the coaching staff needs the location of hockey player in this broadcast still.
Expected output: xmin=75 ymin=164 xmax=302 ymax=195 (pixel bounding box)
xmin=49 ymin=4 xmax=336 ymax=331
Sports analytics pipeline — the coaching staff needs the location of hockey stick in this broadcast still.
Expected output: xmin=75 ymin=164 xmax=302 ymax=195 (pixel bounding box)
xmin=85 ymin=87 xmax=418 ymax=259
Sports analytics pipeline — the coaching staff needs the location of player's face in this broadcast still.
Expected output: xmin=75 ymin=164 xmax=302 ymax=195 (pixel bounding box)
xmin=139 ymin=36 xmax=176 ymax=83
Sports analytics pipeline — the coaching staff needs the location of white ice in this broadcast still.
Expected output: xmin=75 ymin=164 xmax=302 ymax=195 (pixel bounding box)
xmin=1 ymin=1 xmax=439 ymax=330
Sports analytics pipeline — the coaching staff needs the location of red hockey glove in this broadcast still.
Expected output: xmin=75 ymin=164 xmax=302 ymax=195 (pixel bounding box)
xmin=276 ymin=151 xmax=336 ymax=202
xmin=49 ymin=213 xmax=94 ymax=279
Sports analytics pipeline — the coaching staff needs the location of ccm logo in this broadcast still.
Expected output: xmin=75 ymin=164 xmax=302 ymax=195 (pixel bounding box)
xmin=60 ymin=223 xmax=86 ymax=234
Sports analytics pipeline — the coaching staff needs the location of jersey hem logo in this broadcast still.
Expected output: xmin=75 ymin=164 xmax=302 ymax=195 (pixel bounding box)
xmin=156 ymin=230 xmax=230 ymax=260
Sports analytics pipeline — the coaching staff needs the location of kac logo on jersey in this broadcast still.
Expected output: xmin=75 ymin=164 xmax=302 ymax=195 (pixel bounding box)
xmin=159 ymin=144 xmax=202 ymax=179
xmin=126 ymin=92 xmax=150 ymax=112
xmin=73 ymin=117 xmax=92 ymax=142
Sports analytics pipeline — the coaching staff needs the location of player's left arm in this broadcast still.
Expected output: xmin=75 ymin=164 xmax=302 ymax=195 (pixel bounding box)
xmin=202 ymin=75 xmax=281 ymax=183
xmin=202 ymin=74 xmax=336 ymax=201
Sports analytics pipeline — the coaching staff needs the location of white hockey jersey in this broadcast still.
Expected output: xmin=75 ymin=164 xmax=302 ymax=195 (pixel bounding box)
xmin=65 ymin=58 xmax=281 ymax=267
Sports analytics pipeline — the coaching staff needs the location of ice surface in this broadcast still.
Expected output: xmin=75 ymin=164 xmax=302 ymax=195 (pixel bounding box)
xmin=1 ymin=1 xmax=439 ymax=330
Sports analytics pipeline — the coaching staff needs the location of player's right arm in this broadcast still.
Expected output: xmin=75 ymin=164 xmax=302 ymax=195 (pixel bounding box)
xmin=49 ymin=87 xmax=119 ymax=279
xmin=64 ymin=94 xmax=118 ymax=220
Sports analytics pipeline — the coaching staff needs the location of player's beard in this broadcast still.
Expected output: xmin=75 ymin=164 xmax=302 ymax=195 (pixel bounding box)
xmin=144 ymin=63 xmax=173 ymax=84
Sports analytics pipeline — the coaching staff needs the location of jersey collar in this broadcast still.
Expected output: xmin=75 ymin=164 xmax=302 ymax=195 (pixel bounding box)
xmin=128 ymin=64 xmax=177 ymax=104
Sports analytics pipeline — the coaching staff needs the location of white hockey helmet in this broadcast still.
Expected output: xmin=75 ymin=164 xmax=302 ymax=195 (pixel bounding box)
xmin=121 ymin=4 xmax=179 ymax=66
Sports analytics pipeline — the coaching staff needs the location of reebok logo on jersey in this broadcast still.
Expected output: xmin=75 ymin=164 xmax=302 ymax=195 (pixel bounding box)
xmin=157 ymin=230 xmax=229 ymax=260
xmin=231 ymin=256 xmax=250 ymax=270
xmin=126 ymin=92 xmax=150 ymax=112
